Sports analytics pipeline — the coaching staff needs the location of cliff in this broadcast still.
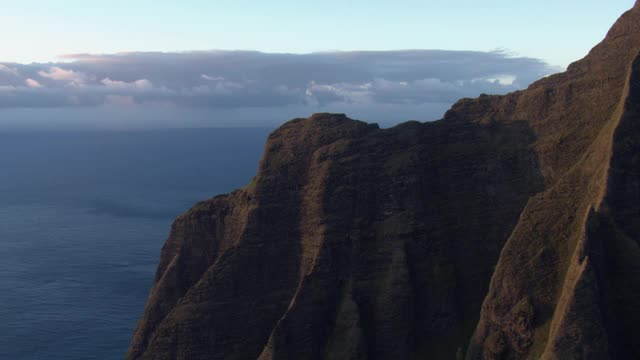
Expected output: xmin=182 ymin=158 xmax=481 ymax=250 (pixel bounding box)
xmin=128 ymin=4 xmax=640 ymax=359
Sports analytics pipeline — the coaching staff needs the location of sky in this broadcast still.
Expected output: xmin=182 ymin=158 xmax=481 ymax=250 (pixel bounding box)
xmin=0 ymin=1 xmax=635 ymax=129
xmin=0 ymin=1 xmax=632 ymax=66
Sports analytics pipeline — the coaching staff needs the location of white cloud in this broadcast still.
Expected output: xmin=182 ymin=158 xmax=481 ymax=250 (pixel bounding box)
xmin=101 ymin=78 xmax=154 ymax=90
xmin=0 ymin=64 xmax=19 ymax=76
xmin=38 ymin=66 xmax=87 ymax=85
xmin=306 ymin=81 xmax=373 ymax=104
xmin=482 ymin=75 xmax=516 ymax=85
xmin=101 ymin=78 xmax=126 ymax=88
xmin=201 ymin=74 xmax=225 ymax=81
xmin=135 ymin=79 xmax=155 ymax=91
xmin=25 ymin=78 xmax=43 ymax=88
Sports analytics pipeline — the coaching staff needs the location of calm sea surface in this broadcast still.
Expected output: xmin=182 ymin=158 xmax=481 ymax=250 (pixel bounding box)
xmin=0 ymin=128 xmax=271 ymax=359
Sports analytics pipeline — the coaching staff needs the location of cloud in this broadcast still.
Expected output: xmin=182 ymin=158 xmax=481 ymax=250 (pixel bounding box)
xmin=0 ymin=64 xmax=19 ymax=76
xmin=25 ymin=78 xmax=43 ymax=88
xmin=0 ymin=50 xmax=558 ymax=127
xmin=101 ymin=78 xmax=154 ymax=90
xmin=37 ymin=66 xmax=88 ymax=85
xmin=201 ymin=74 xmax=224 ymax=81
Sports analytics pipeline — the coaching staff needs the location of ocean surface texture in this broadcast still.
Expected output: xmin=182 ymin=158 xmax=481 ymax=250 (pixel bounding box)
xmin=0 ymin=128 xmax=270 ymax=360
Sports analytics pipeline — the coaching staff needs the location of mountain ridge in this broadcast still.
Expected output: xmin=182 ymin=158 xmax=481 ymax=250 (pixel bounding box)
xmin=128 ymin=4 xmax=640 ymax=359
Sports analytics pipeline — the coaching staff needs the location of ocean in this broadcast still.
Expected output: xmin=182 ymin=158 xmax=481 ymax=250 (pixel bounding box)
xmin=0 ymin=128 xmax=271 ymax=359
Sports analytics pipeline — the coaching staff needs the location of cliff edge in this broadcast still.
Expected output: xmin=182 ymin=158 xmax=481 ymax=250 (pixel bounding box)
xmin=128 ymin=4 xmax=640 ymax=359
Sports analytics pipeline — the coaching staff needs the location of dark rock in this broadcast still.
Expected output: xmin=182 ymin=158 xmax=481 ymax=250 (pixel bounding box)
xmin=128 ymin=4 xmax=640 ymax=359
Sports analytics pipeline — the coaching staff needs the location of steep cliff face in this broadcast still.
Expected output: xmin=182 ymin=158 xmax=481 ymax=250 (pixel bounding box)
xmin=128 ymin=4 xmax=640 ymax=360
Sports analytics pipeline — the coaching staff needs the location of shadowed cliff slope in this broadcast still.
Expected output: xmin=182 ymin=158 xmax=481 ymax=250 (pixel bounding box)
xmin=128 ymin=4 xmax=640 ymax=359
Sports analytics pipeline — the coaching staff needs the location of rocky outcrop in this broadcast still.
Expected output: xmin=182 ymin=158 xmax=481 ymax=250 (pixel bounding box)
xmin=128 ymin=4 xmax=640 ymax=359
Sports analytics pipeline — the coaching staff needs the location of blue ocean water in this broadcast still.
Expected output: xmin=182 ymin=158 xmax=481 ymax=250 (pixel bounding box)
xmin=0 ymin=128 xmax=271 ymax=360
